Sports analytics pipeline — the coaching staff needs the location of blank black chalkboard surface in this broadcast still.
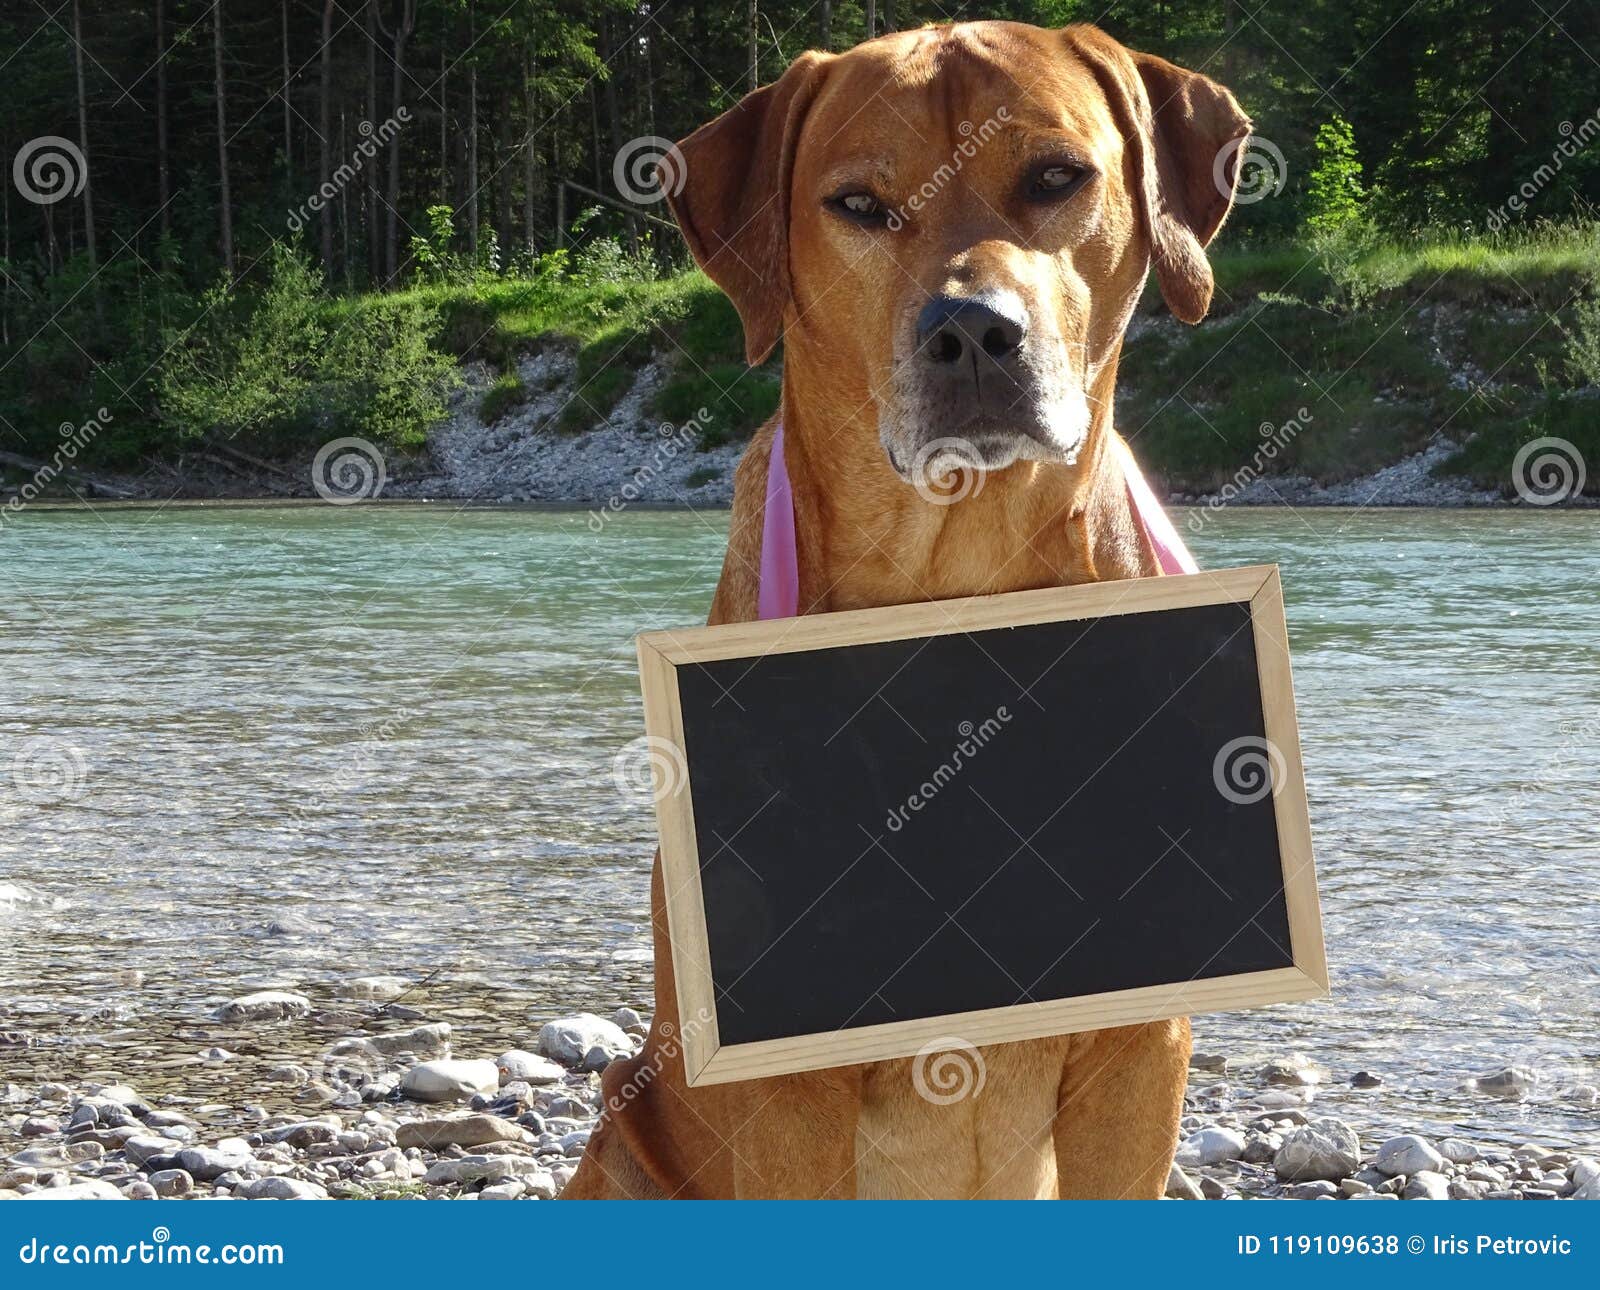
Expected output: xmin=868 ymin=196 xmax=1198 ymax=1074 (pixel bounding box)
xmin=635 ymin=564 xmax=1326 ymax=1087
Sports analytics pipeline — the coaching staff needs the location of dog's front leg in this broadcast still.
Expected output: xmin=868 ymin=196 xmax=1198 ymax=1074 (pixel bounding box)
xmin=1051 ymin=1017 xmax=1190 ymax=1199
xmin=727 ymin=1066 xmax=864 ymax=1199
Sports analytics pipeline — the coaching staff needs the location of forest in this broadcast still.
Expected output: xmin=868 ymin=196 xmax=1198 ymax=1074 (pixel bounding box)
xmin=3 ymin=1 xmax=1599 ymax=493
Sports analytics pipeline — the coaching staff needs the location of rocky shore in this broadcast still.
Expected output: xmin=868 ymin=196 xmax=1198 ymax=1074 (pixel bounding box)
xmin=4 ymin=992 xmax=1597 ymax=1201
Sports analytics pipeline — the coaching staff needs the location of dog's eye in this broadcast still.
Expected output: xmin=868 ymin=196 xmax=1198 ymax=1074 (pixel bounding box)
xmin=827 ymin=191 xmax=889 ymax=225
xmin=1029 ymin=164 xmax=1088 ymax=199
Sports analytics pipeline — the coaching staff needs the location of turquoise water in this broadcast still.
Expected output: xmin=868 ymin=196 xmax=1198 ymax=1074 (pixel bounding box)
xmin=2 ymin=503 xmax=1598 ymax=1148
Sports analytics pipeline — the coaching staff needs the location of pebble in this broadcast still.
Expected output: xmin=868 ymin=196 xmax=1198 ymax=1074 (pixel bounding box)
xmin=1403 ymin=1170 xmax=1451 ymax=1200
xmin=337 ymin=976 xmax=413 ymax=1002
xmin=1165 ymin=1163 xmax=1204 ymax=1199
xmin=537 ymin=1014 xmax=631 ymax=1067
xmin=1471 ymin=1066 xmax=1537 ymax=1099
xmin=233 ymin=1176 xmax=329 ymax=1200
xmin=1273 ymin=1118 xmax=1361 ymax=1182
xmin=496 ymin=1050 xmax=566 ymax=1085
xmin=1176 ymin=1126 xmax=1246 ymax=1167
xmin=175 ymin=1145 xmax=255 ymax=1182
xmin=1375 ymin=1134 xmax=1446 ymax=1177
xmin=148 ymin=1168 xmax=193 ymax=1197
xmin=211 ymin=991 xmax=313 ymax=1024
xmin=19 ymin=1179 xmax=125 ymax=1200
xmin=395 ymin=1114 xmax=529 ymax=1150
xmin=400 ymin=1059 xmax=500 ymax=1103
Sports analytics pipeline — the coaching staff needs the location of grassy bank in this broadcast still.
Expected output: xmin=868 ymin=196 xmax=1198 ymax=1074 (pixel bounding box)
xmin=4 ymin=226 xmax=1598 ymax=498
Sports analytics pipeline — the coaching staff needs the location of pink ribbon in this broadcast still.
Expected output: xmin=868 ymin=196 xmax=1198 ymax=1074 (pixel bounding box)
xmin=756 ymin=426 xmax=1194 ymax=621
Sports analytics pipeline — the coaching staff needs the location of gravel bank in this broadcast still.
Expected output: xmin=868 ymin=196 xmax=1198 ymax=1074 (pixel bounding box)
xmin=4 ymin=992 xmax=1597 ymax=1200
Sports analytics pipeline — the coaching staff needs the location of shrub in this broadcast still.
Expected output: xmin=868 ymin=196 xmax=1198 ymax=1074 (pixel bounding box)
xmin=1305 ymin=116 xmax=1366 ymax=236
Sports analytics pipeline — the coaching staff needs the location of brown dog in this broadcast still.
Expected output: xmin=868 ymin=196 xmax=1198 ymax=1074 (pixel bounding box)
xmin=563 ymin=21 xmax=1250 ymax=1199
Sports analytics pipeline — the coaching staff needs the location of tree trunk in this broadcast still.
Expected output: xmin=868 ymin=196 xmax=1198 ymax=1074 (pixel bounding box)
xmin=340 ymin=111 xmax=351 ymax=285
xmin=866 ymin=0 xmax=876 ymax=39
xmin=748 ymin=0 xmax=758 ymax=90
xmin=281 ymin=0 xmax=292 ymax=172
xmin=522 ymin=51 xmax=538 ymax=256
xmin=156 ymin=0 xmax=170 ymax=241
xmin=213 ymin=0 xmax=233 ymax=275
xmin=466 ymin=4 xmax=479 ymax=259
xmin=882 ymin=0 xmax=894 ymax=34
xmin=820 ymin=0 xmax=830 ymax=50
xmin=364 ymin=0 xmax=379 ymax=282
xmin=319 ymin=0 xmax=334 ymax=272
xmin=375 ymin=0 xmax=416 ymax=282
xmin=439 ymin=42 xmax=449 ymax=203
xmin=71 ymin=0 xmax=96 ymax=270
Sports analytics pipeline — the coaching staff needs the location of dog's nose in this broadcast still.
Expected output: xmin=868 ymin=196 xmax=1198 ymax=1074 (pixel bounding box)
xmin=917 ymin=295 xmax=1026 ymax=366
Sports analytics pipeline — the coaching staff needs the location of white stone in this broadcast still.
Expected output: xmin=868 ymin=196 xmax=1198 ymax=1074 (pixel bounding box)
xmin=496 ymin=1050 xmax=565 ymax=1085
xmin=1571 ymin=1158 xmax=1600 ymax=1200
xmin=1403 ymin=1170 xmax=1450 ymax=1200
xmin=233 ymin=1176 xmax=328 ymax=1200
xmin=211 ymin=991 xmax=312 ymax=1024
xmin=1164 ymin=1163 xmax=1204 ymax=1199
xmin=399 ymin=1059 xmax=499 ymax=1103
xmin=1175 ymin=1126 xmax=1247 ymax=1167
xmin=1375 ymin=1135 xmax=1446 ymax=1178
xmin=536 ymin=1014 xmax=629 ymax=1066
xmin=1438 ymin=1137 xmax=1480 ymax=1164
xmin=1272 ymin=1118 xmax=1361 ymax=1182
xmin=336 ymin=975 xmax=413 ymax=1002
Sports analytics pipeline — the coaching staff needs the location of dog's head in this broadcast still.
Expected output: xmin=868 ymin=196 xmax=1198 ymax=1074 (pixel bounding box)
xmin=664 ymin=22 xmax=1250 ymax=488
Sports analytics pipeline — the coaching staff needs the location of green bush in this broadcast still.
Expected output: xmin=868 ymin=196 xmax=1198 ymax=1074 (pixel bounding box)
xmin=158 ymin=244 xmax=457 ymax=449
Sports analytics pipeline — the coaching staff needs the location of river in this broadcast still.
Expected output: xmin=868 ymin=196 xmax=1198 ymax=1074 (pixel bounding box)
xmin=3 ymin=503 xmax=1597 ymax=1152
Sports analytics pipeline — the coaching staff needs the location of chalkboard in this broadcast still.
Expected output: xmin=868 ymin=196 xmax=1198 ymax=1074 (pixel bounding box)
xmin=636 ymin=565 xmax=1325 ymax=1086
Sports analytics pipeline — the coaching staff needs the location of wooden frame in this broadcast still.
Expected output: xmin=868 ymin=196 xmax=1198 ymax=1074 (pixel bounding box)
xmin=636 ymin=564 xmax=1327 ymax=1087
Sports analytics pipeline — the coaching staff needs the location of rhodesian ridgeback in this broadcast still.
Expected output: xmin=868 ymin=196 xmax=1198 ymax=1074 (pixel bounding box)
xmin=564 ymin=20 xmax=1250 ymax=1199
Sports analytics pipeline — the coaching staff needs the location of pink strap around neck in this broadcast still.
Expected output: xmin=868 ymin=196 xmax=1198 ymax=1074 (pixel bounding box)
xmin=757 ymin=422 xmax=799 ymax=620
xmin=755 ymin=425 xmax=1194 ymax=621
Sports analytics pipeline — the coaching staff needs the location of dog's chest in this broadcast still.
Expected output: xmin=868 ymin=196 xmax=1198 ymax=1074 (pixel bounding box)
xmin=853 ymin=1038 xmax=1068 ymax=1199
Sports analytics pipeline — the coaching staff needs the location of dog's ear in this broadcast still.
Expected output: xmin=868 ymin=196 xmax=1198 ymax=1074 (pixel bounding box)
xmin=1066 ymin=27 xmax=1252 ymax=324
xmin=661 ymin=52 xmax=831 ymax=364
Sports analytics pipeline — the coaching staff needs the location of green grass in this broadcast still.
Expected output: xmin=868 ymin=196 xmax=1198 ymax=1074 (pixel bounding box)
xmin=21 ymin=225 xmax=1585 ymax=488
xmin=383 ymin=269 xmax=781 ymax=443
xmin=479 ymin=371 xmax=528 ymax=424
